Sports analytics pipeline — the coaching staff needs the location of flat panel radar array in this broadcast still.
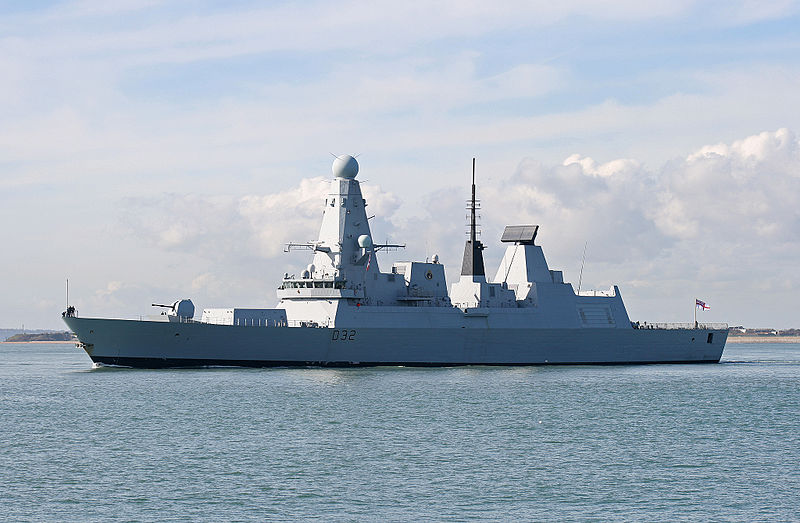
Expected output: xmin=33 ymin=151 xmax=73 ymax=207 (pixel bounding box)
xmin=500 ymin=225 xmax=539 ymax=245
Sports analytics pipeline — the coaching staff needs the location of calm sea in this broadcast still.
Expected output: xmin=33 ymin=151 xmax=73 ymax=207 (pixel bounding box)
xmin=2 ymin=342 xmax=799 ymax=522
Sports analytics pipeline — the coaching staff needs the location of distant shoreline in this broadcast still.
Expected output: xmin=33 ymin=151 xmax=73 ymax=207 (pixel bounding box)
xmin=1 ymin=340 xmax=76 ymax=344
xmin=727 ymin=336 xmax=800 ymax=344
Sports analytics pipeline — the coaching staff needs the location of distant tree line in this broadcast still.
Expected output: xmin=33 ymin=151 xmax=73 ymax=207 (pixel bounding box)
xmin=728 ymin=327 xmax=800 ymax=336
xmin=4 ymin=331 xmax=75 ymax=342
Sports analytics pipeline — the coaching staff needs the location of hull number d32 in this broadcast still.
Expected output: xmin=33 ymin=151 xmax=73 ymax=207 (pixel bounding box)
xmin=331 ymin=329 xmax=356 ymax=341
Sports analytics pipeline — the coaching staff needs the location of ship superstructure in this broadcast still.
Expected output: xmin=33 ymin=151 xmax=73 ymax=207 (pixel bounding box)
xmin=63 ymin=155 xmax=727 ymax=367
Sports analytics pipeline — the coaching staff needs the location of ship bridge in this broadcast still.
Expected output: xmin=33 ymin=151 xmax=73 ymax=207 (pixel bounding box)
xmin=278 ymin=155 xmax=452 ymax=325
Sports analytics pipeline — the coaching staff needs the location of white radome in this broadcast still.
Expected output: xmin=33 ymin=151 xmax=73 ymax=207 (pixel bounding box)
xmin=332 ymin=155 xmax=359 ymax=179
xmin=357 ymin=234 xmax=372 ymax=248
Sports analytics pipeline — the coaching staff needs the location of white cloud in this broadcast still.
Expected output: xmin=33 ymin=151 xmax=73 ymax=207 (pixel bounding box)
xmin=119 ymin=175 xmax=401 ymax=262
xmin=239 ymin=177 xmax=334 ymax=257
xmin=656 ymin=128 xmax=800 ymax=242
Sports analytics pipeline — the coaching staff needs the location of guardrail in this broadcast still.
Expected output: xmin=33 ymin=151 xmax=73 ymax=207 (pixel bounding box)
xmin=139 ymin=316 xmax=290 ymax=327
xmin=576 ymin=290 xmax=616 ymax=297
xmin=633 ymin=322 xmax=729 ymax=330
xmin=199 ymin=318 xmax=325 ymax=328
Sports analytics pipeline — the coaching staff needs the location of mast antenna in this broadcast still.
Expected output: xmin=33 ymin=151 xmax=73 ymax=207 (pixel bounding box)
xmin=460 ymin=157 xmax=486 ymax=277
xmin=470 ymin=157 xmax=477 ymax=243
xmin=577 ymin=241 xmax=588 ymax=294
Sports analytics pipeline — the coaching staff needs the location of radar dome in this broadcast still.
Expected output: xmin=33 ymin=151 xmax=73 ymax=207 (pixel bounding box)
xmin=332 ymin=155 xmax=359 ymax=179
xmin=357 ymin=234 xmax=372 ymax=248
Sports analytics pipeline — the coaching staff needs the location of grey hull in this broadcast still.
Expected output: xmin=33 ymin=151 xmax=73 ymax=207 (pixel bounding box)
xmin=64 ymin=317 xmax=727 ymax=368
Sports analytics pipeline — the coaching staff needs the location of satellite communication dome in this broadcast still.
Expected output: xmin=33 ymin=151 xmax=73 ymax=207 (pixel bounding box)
xmin=332 ymin=155 xmax=359 ymax=179
xmin=357 ymin=234 xmax=372 ymax=248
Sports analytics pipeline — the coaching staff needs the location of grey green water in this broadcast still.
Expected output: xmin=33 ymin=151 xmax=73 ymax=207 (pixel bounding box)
xmin=2 ymin=342 xmax=799 ymax=521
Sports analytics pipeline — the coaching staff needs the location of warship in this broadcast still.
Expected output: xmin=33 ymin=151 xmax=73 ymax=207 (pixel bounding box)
xmin=63 ymin=155 xmax=727 ymax=367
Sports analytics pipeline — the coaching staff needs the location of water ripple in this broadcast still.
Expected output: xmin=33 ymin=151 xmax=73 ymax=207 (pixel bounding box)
xmin=1 ymin=342 xmax=799 ymax=521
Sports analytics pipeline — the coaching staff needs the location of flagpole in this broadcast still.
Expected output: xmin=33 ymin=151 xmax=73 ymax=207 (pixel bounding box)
xmin=694 ymin=299 xmax=697 ymax=329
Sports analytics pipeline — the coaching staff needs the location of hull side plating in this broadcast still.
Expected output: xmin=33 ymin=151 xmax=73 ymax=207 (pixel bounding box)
xmin=65 ymin=317 xmax=727 ymax=368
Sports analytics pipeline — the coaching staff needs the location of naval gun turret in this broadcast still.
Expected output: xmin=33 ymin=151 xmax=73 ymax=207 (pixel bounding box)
xmin=152 ymin=299 xmax=195 ymax=322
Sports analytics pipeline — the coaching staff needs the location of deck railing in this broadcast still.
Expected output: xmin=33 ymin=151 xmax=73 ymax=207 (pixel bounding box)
xmin=576 ymin=290 xmax=616 ymax=297
xmin=152 ymin=315 xmax=728 ymax=331
xmin=633 ymin=322 xmax=729 ymax=330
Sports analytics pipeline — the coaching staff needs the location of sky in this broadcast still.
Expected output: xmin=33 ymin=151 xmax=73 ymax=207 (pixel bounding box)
xmin=1 ymin=0 xmax=800 ymax=329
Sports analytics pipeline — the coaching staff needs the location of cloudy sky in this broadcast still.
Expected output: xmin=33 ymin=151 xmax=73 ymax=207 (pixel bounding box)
xmin=2 ymin=0 xmax=799 ymax=329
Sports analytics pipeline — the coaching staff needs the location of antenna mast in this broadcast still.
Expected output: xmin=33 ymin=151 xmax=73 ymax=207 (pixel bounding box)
xmin=460 ymin=157 xmax=486 ymax=277
xmin=470 ymin=157 xmax=477 ymax=244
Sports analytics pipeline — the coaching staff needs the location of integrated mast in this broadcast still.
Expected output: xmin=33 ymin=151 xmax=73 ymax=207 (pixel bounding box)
xmin=460 ymin=157 xmax=486 ymax=278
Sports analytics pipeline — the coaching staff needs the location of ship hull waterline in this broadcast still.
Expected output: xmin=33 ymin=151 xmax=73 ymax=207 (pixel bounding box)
xmin=64 ymin=317 xmax=727 ymax=369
